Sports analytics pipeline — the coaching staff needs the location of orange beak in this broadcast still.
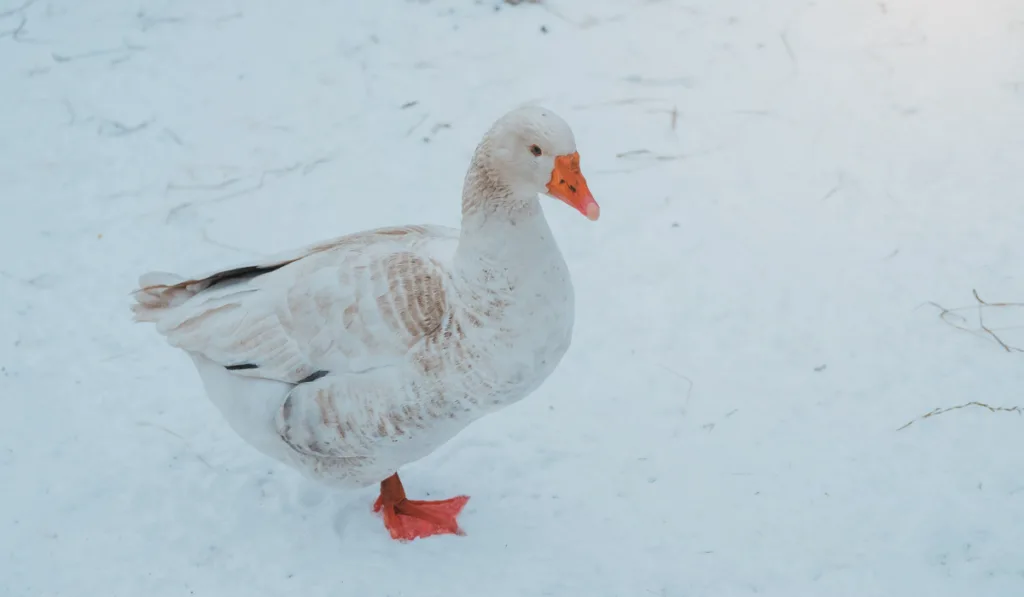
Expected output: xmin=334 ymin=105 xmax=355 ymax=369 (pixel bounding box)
xmin=546 ymin=152 xmax=600 ymax=221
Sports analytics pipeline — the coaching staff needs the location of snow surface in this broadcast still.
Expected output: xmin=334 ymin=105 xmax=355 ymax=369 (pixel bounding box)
xmin=3 ymin=0 xmax=1024 ymax=595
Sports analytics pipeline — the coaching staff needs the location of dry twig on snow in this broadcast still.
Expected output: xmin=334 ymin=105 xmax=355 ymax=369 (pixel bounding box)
xmin=926 ymin=289 xmax=1024 ymax=353
xmin=898 ymin=401 xmax=1023 ymax=431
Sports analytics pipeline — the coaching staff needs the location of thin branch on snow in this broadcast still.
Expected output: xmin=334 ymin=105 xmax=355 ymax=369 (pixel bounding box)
xmin=135 ymin=11 xmax=187 ymax=32
xmin=52 ymin=40 xmax=144 ymax=64
xmin=780 ymin=31 xmax=798 ymax=67
xmin=898 ymin=401 xmax=1023 ymax=431
xmin=421 ymin=122 xmax=451 ymax=143
xmin=404 ymin=114 xmax=428 ymax=137
xmin=571 ymin=98 xmax=663 ymax=110
xmin=0 ymin=0 xmax=44 ymax=45
xmin=0 ymin=269 xmax=31 ymax=285
xmin=213 ymin=12 xmax=243 ymax=25
xmin=164 ymin=157 xmax=334 ymax=224
xmin=657 ymin=363 xmax=694 ymax=408
xmin=200 ymin=226 xmax=261 ymax=256
xmin=0 ymin=14 xmax=25 ymax=40
xmin=925 ymin=289 xmax=1024 ymax=353
xmin=167 ymin=177 xmax=242 ymax=192
xmin=97 ymin=117 xmax=155 ymax=138
xmin=61 ymin=99 xmax=77 ymax=125
xmin=820 ymin=184 xmax=841 ymax=201
xmin=971 ymin=289 xmax=1024 ymax=353
xmin=137 ymin=422 xmax=215 ymax=469
xmin=161 ymin=128 xmax=184 ymax=146
xmin=615 ymin=149 xmax=684 ymax=161
xmin=622 ymin=75 xmax=695 ymax=88
xmin=0 ymin=0 xmax=37 ymax=19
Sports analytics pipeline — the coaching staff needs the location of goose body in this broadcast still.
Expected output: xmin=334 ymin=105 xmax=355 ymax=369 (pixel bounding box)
xmin=132 ymin=106 xmax=600 ymax=540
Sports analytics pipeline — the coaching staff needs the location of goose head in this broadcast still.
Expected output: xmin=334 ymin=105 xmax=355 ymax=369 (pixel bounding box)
xmin=474 ymin=106 xmax=600 ymax=221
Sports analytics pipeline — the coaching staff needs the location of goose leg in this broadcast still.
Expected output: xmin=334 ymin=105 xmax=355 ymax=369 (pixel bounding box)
xmin=372 ymin=473 xmax=469 ymax=541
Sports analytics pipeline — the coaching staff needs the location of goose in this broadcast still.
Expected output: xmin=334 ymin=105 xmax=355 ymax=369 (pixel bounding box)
xmin=131 ymin=105 xmax=600 ymax=541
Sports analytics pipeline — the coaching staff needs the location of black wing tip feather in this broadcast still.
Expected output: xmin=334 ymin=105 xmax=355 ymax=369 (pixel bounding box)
xmin=225 ymin=365 xmax=328 ymax=385
xmin=206 ymin=263 xmax=290 ymax=288
xmin=297 ymin=370 xmax=329 ymax=384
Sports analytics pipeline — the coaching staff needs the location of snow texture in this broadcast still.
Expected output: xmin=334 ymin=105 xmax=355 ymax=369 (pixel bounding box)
xmin=2 ymin=0 xmax=1024 ymax=595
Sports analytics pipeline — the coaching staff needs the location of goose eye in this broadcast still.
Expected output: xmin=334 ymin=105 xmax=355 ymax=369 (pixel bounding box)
xmin=530 ymin=145 xmax=542 ymax=157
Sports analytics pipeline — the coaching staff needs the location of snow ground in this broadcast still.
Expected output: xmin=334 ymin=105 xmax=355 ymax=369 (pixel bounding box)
xmin=2 ymin=0 xmax=1024 ymax=595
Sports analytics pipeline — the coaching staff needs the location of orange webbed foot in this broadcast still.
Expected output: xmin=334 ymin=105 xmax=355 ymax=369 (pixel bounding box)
xmin=373 ymin=474 xmax=469 ymax=541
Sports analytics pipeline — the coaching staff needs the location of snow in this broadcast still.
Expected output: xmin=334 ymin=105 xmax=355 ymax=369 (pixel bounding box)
xmin=2 ymin=0 xmax=1024 ymax=594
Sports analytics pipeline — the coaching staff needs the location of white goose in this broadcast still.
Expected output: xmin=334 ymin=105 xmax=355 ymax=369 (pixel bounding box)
xmin=132 ymin=106 xmax=600 ymax=541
